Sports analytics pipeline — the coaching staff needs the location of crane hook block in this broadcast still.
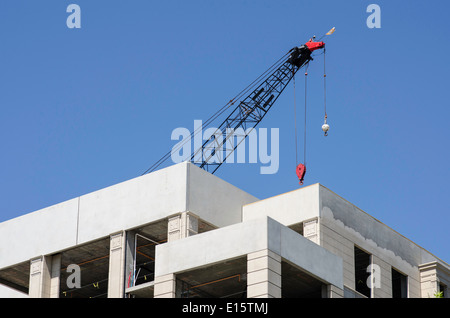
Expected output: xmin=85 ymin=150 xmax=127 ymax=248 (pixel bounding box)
xmin=296 ymin=163 xmax=306 ymax=185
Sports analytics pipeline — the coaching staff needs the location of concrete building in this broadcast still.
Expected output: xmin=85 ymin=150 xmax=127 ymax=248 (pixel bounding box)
xmin=0 ymin=162 xmax=448 ymax=298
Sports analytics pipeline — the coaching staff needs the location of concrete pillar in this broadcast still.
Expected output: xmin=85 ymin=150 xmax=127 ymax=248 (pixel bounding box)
xmin=303 ymin=218 xmax=319 ymax=244
xmin=420 ymin=264 xmax=439 ymax=298
xmin=107 ymin=231 xmax=126 ymax=298
xmin=29 ymin=254 xmax=60 ymax=298
xmin=322 ymin=284 xmax=344 ymax=298
xmin=247 ymin=249 xmax=281 ymax=298
xmin=154 ymin=273 xmax=176 ymax=298
xmin=168 ymin=212 xmax=198 ymax=242
xmin=50 ymin=254 xmax=61 ymax=298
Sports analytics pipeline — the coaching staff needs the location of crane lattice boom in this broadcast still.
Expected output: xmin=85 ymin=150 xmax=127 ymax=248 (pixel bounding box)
xmin=192 ymin=39 xmax=325 ymax=174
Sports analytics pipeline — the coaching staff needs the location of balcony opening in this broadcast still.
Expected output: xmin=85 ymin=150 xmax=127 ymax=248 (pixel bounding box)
xmin=391 ymin=267 xmax=407 ymax=298
xmin=176 ymin=257 xmax=247 ymax=298
xmin=354 ymin=246 xmax=371 ymax=298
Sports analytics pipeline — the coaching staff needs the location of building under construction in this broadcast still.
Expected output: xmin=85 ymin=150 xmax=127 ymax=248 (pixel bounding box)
xmin=0 ymin=162 xmax=448 ymax=298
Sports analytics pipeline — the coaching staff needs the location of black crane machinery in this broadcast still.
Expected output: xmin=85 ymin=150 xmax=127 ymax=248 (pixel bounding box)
xmin=144 ymin=28 xmax=335 ymax=185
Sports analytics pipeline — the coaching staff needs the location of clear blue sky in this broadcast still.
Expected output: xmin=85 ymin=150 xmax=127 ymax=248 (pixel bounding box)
xmin=0 ymin=1 xmax=448 ymax=263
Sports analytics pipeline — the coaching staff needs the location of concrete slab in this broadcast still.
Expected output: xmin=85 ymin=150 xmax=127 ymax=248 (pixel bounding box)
xmin=242 ymin=183 xmax=320 ymax=226
xmin=125 ymin=281 xmax=154 ymax=298
xmin=155 ymin=216 xmax=343 ymax=289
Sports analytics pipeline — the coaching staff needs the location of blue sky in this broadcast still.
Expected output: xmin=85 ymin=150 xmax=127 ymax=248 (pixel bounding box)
xmin=0 ymin=1 xmax=449 ymax=263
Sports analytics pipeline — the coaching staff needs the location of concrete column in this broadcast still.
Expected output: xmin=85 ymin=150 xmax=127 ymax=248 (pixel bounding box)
xmin=107 ymin=231 xmax=126 ymax=298
xmin=420 ymin=266 xmax=439 ymax=298
xmin=168 ymin=212 xmax=198 ymax=242
xmin=247 ymin=249 xmax=281 ymax=298
xmin=29 ymin=254 xmax=60 ymax=298
xmin=154 ymin=273 xmax=176 ymax=298
xmin=49 ymin=254 xmax=61 ymax=298
xmin=322 ymin=284 xmax=344 ymax=298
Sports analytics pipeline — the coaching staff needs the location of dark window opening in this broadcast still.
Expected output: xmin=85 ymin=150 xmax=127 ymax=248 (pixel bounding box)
xmin=439 ymin=283 xmax=447 ymax=298
xmin=354 ymin=246 xmax=371 ymax=298
xmin=392 ymin=268 xmax=407 ymax=298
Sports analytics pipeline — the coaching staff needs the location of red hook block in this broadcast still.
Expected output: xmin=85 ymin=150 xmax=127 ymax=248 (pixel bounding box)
xmin=296 ymin=164 xmax=306 ymax=185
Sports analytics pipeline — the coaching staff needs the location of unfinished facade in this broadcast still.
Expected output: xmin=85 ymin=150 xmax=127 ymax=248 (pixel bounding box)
xmin=0 ymin=162 xmax=448 ymax=298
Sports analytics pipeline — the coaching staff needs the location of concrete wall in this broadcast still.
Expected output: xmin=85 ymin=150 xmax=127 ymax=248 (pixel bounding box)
xmin=243 ymin=183 xmax=446 ymax=271
xmin=0 ymin=198 xmax=79 ymax=269
xmin=242 ymin=184 xmax=320 ymax=225
xmin=0 ymin=163 xmax=188 ymax=270
xmin=2 ymin=164 xmax=448 ymax=298
xmin=0 ymin=162 xmax=258 ymax=270
xmin=318 ymin=185 xmax=447 ymax=298
xmin=77 ymin=164 xmax=189 ymax=244
xmin=186 ymin=163 xmax=258 ymax=227
xmin=320 ymin=185 xmax=431 ymax=268
xmin=241 ymin=183 xmax=449 ymax=298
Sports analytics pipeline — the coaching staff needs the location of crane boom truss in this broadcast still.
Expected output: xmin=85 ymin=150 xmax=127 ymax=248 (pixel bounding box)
xmin=142 ymin=38 xmax=326 ymax=176
xmin=191 ymin=43 xmax=320 ymax=173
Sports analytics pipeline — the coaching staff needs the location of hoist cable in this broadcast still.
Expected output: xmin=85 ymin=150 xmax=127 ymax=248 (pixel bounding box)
xmin=293 ymin=71 xmax=298 ymax=165
xmin=324 ymin=51 xmax=327 ymax=116
xmin=294 ymin=61 xmax=309 ymax=168
xmin=304 ymin=64 xmax=309 ymax=166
